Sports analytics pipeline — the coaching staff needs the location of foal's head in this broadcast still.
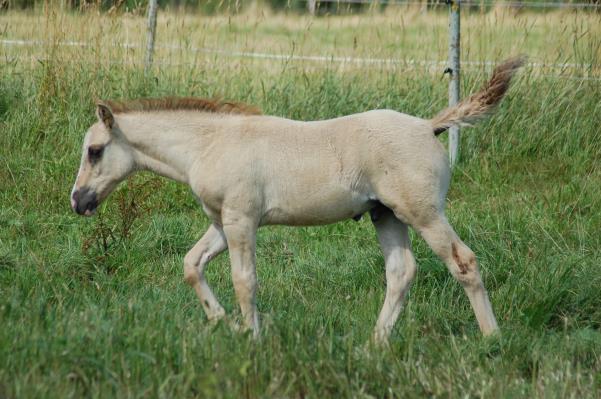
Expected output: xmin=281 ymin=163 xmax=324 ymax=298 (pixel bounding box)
xmin=70 ymin=103 xmax=135 ymax=216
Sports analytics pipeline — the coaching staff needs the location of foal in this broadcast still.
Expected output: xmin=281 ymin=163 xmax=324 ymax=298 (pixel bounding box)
xmin=71 ymin=57 xmax=524 ymax=342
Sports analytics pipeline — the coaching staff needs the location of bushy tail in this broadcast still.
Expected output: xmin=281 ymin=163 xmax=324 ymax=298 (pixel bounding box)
xmin=431 ymin=56 xmax=526 ymax=135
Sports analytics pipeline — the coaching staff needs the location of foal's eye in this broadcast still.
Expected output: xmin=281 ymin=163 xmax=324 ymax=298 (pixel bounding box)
xmin=88 ymin=146 xmax=104 ymax=162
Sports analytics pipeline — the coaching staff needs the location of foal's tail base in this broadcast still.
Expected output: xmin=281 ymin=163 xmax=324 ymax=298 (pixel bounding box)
xmin=431 ymin=56 xmax=526 ymax=135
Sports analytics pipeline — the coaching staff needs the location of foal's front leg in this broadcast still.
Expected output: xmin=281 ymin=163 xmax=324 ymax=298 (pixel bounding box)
xmin=222 ymin=215 xmax=260 ymax=338
xmin=183 ymin=223 xmax=228 ymax=321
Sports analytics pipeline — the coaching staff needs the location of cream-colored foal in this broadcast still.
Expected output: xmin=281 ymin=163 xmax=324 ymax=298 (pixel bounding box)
xmin=71 ymin=57 xmax=524 ymax=342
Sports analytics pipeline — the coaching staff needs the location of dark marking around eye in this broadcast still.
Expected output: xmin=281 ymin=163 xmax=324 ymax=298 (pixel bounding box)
xmin=88 ymin=145 xmax=104 ymax=164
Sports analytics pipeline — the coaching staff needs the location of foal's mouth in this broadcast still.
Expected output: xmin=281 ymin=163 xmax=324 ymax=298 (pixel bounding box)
xmin=74 ymin=201 xmax=98 ymax=217
xmin=82 ymin=207 xmax=97 ymax=217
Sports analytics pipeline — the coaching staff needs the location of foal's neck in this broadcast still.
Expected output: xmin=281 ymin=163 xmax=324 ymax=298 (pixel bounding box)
xmin=116 ymin=111 xmax=212 ymax=184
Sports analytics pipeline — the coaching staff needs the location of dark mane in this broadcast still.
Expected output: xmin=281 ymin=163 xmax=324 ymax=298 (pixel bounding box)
xmin=103 ymin=97 xmax=261 ymax=115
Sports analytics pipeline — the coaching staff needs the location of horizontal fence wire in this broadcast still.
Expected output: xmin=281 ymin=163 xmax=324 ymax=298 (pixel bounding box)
xmin=1 ymin=38 xmax=598 ymax=79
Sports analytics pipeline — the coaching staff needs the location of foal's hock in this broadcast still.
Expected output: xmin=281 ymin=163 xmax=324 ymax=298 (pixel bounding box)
xmin=71 ymin=57 xmax=525 ymax=342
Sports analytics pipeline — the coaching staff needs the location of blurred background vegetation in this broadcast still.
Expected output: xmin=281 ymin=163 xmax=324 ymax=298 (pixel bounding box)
xmin=2 ymin=0 xmax=600 ymax=14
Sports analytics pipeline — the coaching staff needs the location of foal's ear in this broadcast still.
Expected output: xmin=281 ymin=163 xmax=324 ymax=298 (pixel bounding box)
xmin=96 ymin=102 xmax=115 ymax=129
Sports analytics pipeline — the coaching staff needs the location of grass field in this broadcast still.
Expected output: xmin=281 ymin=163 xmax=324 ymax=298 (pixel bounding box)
xmin=1 ymin=5 xmax=601 ymax=398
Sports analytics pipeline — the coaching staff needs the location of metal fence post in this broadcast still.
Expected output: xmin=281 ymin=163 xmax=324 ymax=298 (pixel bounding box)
xmin=144 ymin=0 xmax=158 ymax=75
xmin=448 ymin=0 xmax=460 ymax=166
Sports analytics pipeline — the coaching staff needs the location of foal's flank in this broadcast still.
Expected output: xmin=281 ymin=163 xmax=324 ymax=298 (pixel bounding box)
xmin=70 ymin=57 xmax=525 ymax=342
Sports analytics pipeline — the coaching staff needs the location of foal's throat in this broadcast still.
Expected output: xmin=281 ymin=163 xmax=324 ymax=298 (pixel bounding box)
xmin=117 ymin=113 xmax=205 ymax=184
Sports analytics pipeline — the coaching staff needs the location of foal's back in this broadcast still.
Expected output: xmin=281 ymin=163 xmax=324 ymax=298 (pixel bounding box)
xmin=196 ymin=109 xmax=447 ymax=226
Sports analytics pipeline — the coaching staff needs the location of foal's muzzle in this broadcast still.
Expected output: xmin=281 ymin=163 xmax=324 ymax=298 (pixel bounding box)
xmin=71 ymin=187 xmax=98 ymax=216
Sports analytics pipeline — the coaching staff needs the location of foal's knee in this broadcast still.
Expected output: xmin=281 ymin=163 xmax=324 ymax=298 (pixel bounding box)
xmin=232 ymin=266 xmax=255 ymax=288
xmin=450 ymin=242 xmax=482 ymax=288
xmin=183 ymin=254 xmax=200 ymax=286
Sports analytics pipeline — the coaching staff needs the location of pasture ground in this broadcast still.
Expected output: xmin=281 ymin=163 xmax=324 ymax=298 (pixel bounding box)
xmin=1 ymin=5 xmax=600 ymax=398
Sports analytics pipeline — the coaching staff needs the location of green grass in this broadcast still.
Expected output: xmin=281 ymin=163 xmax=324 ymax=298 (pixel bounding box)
xmin=1 ymin=7 xmax=601 ymax=398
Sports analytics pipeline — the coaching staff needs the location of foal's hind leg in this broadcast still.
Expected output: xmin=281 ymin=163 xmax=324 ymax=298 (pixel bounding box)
xmin=372 ymin=207 xmax=417 ymax=344
xmin=415 ymin=214 xmax=498 ymax=335
xmin=184 ymin=223 xmax=228 ymax=321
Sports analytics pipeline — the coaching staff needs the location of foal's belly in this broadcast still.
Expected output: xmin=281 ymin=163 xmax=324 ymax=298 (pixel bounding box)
xmin=261 ymin=187 xmax=376 ymax=226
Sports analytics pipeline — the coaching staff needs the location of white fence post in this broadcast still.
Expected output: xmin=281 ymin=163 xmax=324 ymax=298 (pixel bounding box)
xmin=448 ymin=0 xmax=460 ymax=166
xmin=307 ymin=0 xmax=316 ymax=15
xmin=144 ymin=0 xmax=158 ymax=75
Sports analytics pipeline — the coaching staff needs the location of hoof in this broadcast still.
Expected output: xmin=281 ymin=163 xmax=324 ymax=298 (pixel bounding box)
xmin=206 ymin=307 xmax=226 ymax=324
